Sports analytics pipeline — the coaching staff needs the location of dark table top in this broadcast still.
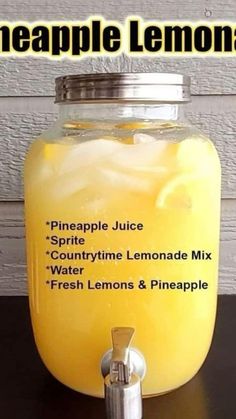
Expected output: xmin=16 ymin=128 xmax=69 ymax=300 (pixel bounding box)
xmin=0 ymin=296 xmax=235 ymax=419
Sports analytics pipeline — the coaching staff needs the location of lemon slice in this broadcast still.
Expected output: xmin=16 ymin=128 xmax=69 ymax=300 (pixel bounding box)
xmin=120 ymin=136 xmax=134 ymax=144
xmin=156 ymin=173 xmax=200 ymax=209
xmin=43 ymin=143 xmax=72 ymax=171
xmin=177 ymin=137 xmax=213 ymax=170
xmin=116 ymin=121 xmax=151 ymax=130
xmin=63 ymin=121 xmax=94 ymax=129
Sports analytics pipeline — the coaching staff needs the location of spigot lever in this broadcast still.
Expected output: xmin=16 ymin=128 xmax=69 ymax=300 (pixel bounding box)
xmin=110 ymin=327 xmax=134 ymax=384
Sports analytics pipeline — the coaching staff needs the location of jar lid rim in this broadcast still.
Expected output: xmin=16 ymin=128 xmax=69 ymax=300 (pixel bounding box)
xmin=55 ymin=72 xmax=191 ymax=104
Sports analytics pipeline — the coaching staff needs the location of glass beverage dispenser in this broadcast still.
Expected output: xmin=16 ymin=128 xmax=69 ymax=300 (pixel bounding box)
xmin=24 ymin=73 xmax=221 ymax=418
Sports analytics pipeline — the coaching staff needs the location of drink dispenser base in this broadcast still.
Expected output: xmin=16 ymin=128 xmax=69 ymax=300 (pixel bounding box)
xmin=24 ymin=73 xmax=221 ymax=416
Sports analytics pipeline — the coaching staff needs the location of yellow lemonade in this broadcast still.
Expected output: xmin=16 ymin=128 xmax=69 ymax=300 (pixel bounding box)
xmin=25 ymin=125 xmax=221 ymax=397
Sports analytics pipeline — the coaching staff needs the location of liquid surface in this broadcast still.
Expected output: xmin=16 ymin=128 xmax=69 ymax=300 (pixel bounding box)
xmin=25 ymin=123 xmax=221 ymax=396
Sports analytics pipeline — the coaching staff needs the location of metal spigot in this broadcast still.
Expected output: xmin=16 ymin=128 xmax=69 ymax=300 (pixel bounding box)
xmin=101 ymin=327 xmax=146 ymax=419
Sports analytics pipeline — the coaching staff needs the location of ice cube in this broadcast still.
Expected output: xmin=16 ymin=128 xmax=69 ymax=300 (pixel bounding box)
xmin=58 ymin=139 xmax=123 ymax=174
xmin=50 ymin=173 xmax=89 ymax=200
xmin=99 ymin=167 xmax=153 ymax=193
xmin=110 ymin=141 xmax=168 ymax=170
xmin=133 ymin=133 xmax=156 ymax=144
xmin=82 ymin=196 xmax=108 ymax=213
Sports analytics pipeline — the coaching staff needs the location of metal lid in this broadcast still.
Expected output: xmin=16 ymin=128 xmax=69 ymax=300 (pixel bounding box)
xmin=55 ymin=73 xmax=191 ymax=104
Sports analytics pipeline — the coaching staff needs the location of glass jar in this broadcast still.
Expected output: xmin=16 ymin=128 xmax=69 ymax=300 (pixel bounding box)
xmin=24 ymin=73 xmax=221 ymax=398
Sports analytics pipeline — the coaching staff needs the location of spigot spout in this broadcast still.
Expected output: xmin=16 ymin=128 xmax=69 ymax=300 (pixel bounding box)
xmin=101 ymin=327 xmax=146 ymax=419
